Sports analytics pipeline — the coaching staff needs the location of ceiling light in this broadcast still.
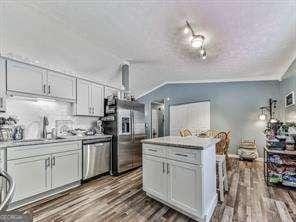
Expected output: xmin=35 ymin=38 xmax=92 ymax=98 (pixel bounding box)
xmin=191 ymin=35 xmax=204 ymax=48
xmin=184 ymin=20 xmax=207 ymax=59
xmin=184 ymin=27 xmax=190 ymax=34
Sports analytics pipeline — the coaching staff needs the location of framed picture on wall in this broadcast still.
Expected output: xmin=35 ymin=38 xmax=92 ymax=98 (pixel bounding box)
xmin=285 ymin=91 xmax=295 ymax=108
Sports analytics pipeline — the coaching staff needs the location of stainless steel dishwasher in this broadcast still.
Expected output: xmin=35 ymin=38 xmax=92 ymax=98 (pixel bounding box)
xmin=82 ymin=138 xmax=111 ymax=180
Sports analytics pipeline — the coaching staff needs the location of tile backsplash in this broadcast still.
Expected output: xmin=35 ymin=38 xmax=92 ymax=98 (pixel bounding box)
xmin=0 ymin=97 xmax=97 ymax=139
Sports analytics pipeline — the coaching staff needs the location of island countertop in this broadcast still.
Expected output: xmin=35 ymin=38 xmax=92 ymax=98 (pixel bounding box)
xmin=141 ymin=136 xmax=220 ymax=150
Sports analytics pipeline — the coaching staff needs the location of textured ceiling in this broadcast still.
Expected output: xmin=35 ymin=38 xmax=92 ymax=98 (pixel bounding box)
xmin=0 ymin=1 xmax=295 ymax=96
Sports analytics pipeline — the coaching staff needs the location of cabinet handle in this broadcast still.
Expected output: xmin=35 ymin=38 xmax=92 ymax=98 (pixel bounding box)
xmin=48 ymin=85 xmax=51 ymax=94
xmin=52 ymin=156 xmax=56 ymax=167
xmin=89 ymin=107 xmax=92 ymax=115
xmin=167 ymin=163 xmax=169 ymax=174
xmin=148 ymin=149 xmax=157 ymax=152
xmin=43 ymin=84 xmax=46 ymax=94
xmin=175 ymin=153 xmax=188 ymax=157
xmin=45 ymin=157 xmax=50 ymax=169
xmin=0 ymin=97 xmax=3 ymax=108
xmin=92 ymin=107 xmax=95 ymax=115
xmin=163 ymin=162 xmax=165 ymax=173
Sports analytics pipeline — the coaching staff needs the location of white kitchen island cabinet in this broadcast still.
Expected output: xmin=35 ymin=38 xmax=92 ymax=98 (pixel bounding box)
xmin=142 ymin=136 xmax=219 ymax=222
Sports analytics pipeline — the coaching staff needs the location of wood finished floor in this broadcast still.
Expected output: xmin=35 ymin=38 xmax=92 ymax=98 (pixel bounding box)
xmin=18 ymin=158 xmax=296 ymax=222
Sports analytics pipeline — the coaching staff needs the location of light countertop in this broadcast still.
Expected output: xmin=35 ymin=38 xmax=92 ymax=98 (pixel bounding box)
xmin=141 ymin=136 xmax=220 ymax=150
xmin=0 ymin=134 xmax=113 ymax=149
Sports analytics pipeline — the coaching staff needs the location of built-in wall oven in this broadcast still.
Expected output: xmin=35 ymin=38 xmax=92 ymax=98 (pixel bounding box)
xmin=82 ymin=138 xmax=111 ymax=180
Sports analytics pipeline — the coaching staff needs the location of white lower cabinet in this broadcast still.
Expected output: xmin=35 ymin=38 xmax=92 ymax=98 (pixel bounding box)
xmin=143 ymin=155 xmax=167 ymax=201
xmin=167 ymin=160 xmax=202 ymax=217
xmin=7 ymin=141 xmax=82 ymax=204
xmin=51 ymin=150 xmax=82 ymax=189
xmin=7 ymin=155 xmax=51 ymax=202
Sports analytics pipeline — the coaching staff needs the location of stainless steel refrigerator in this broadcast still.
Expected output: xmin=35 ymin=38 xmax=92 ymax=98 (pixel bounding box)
xmin=102 ymin=99 xmax=146 ymax=175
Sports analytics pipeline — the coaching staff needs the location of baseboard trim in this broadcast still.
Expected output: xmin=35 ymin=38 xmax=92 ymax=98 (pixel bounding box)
xmin=8 ymin=181 xmax=81 ymax=210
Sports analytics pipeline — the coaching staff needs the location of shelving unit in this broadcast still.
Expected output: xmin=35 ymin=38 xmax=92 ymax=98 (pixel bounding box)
xmin=264 ymin=147 xmax=296 ymax=189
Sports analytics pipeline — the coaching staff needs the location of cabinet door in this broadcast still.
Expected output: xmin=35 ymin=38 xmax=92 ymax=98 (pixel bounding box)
xmin=0 ymin=59 xmax=6 ymax=112
xmin=6 ymin=60 xmax=46 ymax=96
xmin=51 ymin=150 xmax=82 ymax=189
xmin=143 ymin=155 xmax=167 ymax=201
xmin=7 ymin=155 xmax=51 ymax=202
xmin=76 ymin=79 xmax=92 ymax=115
xmin=47 ymin=71 xmax=76 ymax=100
xmin=167 ymin=160 xmax=202 ymax=217
xmin=92 ymin=83 xmax=104 ymax=116
xmin=104 ymin=87 xmax=120 ymax=98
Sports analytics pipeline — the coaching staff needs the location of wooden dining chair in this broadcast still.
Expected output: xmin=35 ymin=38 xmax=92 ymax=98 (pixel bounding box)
xmin=206 ymin=130 xmax=220 ymax=138
xmin=179 ymin=128 xmax=192 ymax=137
xmin=214 ymin=132 xmax=228 ymax=155
xmin=224 ymin=131 xmax=232 ymax=155
xmin=214 ymin=131 xmax=229 ymax=201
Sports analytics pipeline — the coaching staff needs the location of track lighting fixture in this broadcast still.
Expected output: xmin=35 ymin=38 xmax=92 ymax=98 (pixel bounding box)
xmin=184 ymin=20 xmax=207 ymax=59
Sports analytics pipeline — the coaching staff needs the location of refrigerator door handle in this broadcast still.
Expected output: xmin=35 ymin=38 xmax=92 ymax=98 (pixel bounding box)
xmin=132 ymin=110 xmax=135 ymax=142
xmin=130 ymin=110 xmax=133 ymax=141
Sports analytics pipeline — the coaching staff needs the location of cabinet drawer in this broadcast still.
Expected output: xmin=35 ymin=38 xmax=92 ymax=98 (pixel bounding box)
xmin=143 ymin=144 xmax=166 ymax=157
xmin=167 ymin=147 xmax=202 ymax=165
xmin=7 ymin=141 xmax=81 ymax=160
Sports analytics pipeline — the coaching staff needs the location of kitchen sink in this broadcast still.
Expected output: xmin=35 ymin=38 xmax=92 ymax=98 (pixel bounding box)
xmin=14 ymin=137 xmax=67 ymax=143
xmin=46 ymin=137 xmax=66 ymax=141
xmin=18 ymin=139 xmax=44 ymax=142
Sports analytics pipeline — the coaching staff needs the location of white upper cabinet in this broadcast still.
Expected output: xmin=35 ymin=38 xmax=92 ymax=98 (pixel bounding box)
xmin=92 ymin=83 xmax=104 ymax=116
xmin=47 ymin=70 xmax=76 ymax=101
xmin=7 ymin=60 xmax=47 ymax=96
xmin=105 ymin=86 xmax=120 ymax=98
xmin=75 ymin=79 xmax=104 ymax=117
xmin=76 ymin=79 xmax=92 ymax=115
xmin=6 ymin=60 xmax=76 ymax=101
xmin=0 ymin=58 xmax=6 ymax=112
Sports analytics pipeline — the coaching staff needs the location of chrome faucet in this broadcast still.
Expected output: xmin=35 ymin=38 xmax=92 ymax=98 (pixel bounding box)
xmin=42 ymin=116 xmax=49 ymax=139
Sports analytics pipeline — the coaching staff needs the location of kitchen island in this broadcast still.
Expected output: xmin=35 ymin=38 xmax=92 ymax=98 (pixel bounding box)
xmin=141 ymin=136 xmax=219 ymax=222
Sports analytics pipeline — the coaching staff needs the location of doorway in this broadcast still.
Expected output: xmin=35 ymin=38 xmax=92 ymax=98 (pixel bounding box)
xmin=151 ymin=100 xmax=165 ymax=138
